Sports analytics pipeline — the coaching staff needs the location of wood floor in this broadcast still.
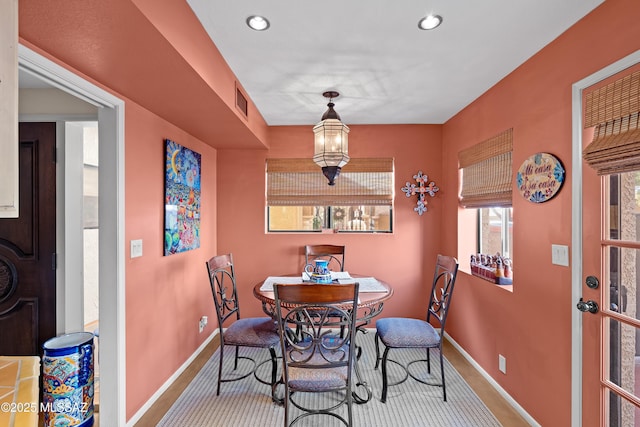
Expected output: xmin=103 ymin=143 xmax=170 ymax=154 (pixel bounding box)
xmin=441 ymin=339 xmax=530 ymax=426
xmin=128 ymin=333 xmax=530 ymax=427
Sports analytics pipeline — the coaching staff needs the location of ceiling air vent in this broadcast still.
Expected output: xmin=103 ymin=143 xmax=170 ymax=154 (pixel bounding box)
xmin=236 ymin=83 xmax=248 ymax=118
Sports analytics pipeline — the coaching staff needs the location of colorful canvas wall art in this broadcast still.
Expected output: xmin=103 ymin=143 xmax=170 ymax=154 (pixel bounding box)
xmin=164 ymin=139 xmax=201 ymax=255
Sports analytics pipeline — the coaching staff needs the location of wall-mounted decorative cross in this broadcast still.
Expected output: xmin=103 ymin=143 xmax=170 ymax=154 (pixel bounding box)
xmin=401 ymin=171 xmax=439 ymax=215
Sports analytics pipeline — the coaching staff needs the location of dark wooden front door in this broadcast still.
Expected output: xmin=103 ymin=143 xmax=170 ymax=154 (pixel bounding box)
xmin=0 ymin=122 xmax=56 ymax=355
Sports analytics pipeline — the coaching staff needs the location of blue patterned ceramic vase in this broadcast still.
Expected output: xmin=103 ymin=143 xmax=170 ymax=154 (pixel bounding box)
xmin=42 ymin=332 xmax=95 ymax=427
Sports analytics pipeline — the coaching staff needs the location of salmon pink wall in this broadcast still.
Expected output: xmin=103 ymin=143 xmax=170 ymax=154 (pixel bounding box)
xmin=441 ymin=0 xmax=640 ymax=425
xmin=216 ymin=125 xmax=445 ymax=322
xmin=124 ymin=101 xmax=217 ymax=418
xmin=130 ymin=0 xmax=270 ymax=145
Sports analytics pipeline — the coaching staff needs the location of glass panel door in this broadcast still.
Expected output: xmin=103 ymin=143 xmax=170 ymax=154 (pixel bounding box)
xmin=603 ymin=172 xmax=640 ymax=427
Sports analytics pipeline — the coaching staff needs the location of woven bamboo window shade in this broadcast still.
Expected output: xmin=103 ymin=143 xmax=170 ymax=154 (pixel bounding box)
xmin=458 ymin=128 xmax=513 ymax=208
xmin=583 ymin=70 xmax=640 ymax=175
xmin=266 ymin=158 xmax=394 ymax=206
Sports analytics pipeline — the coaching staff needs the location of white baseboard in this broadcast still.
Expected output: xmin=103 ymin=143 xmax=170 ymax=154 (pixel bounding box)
xmin=126 ymin=330 xmax=218 ymax=426
xmin=444 ymin=332 xmax=540 ymax=427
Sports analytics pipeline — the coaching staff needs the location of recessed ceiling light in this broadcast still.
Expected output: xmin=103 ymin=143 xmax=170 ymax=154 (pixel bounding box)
xmin=418 ymin=14 xmax=443 ymax=30
xmin=246 ymin=15 xmax=270 ymax=31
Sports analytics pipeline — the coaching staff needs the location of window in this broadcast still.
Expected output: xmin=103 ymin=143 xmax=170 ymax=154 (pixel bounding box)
xmin=458 ymin=129 xmax=514 ymax=282
xmin=268 ymin=205 xmax=392 ymax=232
xmin=478 ymin=207 xmax=513 ymax=257
xmin=266 ymin=158 xmax=394 ymax=232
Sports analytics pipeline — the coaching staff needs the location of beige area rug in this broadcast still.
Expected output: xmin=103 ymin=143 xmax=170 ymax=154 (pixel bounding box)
xmin=157 ymin=329 xmax=502 ymax=426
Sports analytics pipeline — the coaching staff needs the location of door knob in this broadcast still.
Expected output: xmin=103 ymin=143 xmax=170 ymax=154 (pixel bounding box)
xmin=577 ymin=298 xmax=598 ymax=314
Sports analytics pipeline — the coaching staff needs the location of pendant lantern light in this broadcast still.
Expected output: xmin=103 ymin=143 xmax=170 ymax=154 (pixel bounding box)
xmin=312 ymin=91 xmax=350 ymax=185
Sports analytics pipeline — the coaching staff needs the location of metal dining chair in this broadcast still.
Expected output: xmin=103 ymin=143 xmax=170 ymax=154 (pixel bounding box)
xmin=205 ymin=253 xmax=280 ymax=401
xmin=374 ymin=254 xmax=459 ymax=402
xmin=304 ymin=244 xmax=346 ymax=272
xmin=273 ymin=283 xmax=360 ymax=427
xmin=304 ymin=244 xmax=348 ymax=338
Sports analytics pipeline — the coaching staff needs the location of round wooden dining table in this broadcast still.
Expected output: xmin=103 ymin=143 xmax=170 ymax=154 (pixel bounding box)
xmin=253 ymin=275 xmax=393 ymax=403
xmin=253 ymin=275 xmax=393 ymax=322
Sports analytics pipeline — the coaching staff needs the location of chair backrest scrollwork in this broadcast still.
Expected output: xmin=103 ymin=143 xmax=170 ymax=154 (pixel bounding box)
xmin=206 ymin=253 xmax=241 ymax=328
xmin=273 ymin=282 xmax=359 ymax=381
xmin=426 ymin=255 xmax=459 ymax=333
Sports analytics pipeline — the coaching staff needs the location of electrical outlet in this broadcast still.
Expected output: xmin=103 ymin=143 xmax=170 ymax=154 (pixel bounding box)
xmin=198 ymin=316 xmax=208 ymax=333
xmin=499 ymin=354 xmax=507 ymax=374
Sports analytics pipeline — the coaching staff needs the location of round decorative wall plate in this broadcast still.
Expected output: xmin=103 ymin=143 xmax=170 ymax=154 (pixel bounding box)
xmin=516 ymin=152 xmax=565 ymax=203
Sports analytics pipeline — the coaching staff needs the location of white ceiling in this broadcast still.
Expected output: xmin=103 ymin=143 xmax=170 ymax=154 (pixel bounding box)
xmin=187 ymin=0 xmax=603 ymax=126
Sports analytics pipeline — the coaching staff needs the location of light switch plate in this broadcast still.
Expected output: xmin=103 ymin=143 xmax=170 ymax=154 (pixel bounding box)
xmin=551 ymin=244 xmax=569 ymax=266
xmin=131 ymin=239 xmax=143 ymax=258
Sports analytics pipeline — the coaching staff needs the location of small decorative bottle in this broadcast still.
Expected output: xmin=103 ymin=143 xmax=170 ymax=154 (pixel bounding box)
xmin=504 ymin=259 xmax=512 ymax=278
xmin=495 ymin=257 xmax=504 ymax=278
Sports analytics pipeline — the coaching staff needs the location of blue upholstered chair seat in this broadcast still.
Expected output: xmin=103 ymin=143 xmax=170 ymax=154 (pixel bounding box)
xmin=224 ymin=317 xmax=280 ymax=347
xmin=289 ymin=365 xmax=349 ymax=391
xmin=376 ymin=318 xmax=440 ymax=348
xmin=287 ymin=345 xmax=350 ymax=391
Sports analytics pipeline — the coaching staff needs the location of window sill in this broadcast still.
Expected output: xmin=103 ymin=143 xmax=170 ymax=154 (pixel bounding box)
xmin=267 ymin=229 xmax=393 ymax=234
xmin=470 ymin=270 xmax=512 ymax=285
xmin=460 ymin=269 xmax=514 ymax=292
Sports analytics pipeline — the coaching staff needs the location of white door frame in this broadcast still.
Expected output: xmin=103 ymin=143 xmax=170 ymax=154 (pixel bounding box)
xmin=18 ymin=44 xmax=127 ymax=426
xmin=571 ymin=48 xmax=640 ymax=427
